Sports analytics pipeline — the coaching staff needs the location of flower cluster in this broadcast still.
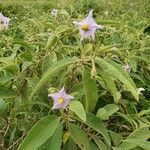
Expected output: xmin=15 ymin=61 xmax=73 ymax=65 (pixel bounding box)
xmin=0 ymin=13 xmax=10 ymax=30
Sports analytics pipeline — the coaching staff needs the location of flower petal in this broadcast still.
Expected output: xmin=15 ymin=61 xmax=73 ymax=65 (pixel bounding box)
xmin=65 ymin=94 xmax=74 ymax=100
xmin=58 ymin=87 xmax=66 ymax=97
xmin=48 ymin=93 xmax=60 ymax=100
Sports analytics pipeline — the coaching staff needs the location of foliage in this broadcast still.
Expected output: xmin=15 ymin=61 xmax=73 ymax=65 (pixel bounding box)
xmin=0 ymin=0 xmax=150 ymax=150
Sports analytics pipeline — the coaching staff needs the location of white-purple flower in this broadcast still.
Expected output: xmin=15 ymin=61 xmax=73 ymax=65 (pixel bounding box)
xmin=48 ymin=87 xmax=74 ymax=109
xmin=122 ymin=64 xmax=131 ymax=73
xmin=0 ymin=13 xmax=10 ymax=30
xmin=73 ymin=10 xmax=103 ymax=41
xmin=51 ymin=9 xmax=58 ymax=17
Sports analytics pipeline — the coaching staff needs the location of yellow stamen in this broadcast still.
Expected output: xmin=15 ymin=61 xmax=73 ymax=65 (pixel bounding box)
xmin=81 ymin=24 xmax=89 ymax=30
xmin=58 ymin=98 xmax=64 ymax=104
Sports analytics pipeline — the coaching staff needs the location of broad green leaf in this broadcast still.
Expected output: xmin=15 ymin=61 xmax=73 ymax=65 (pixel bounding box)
xmin=56 ymin=25 xmax=72 ymax=35
xmin=109 ymin=131 xmax=123 ymax=147
xmin=85 ymin=113 xmax=111 ymax=147
xmin=46 ymin=22 xmax=56 ymax=30
xmin=0 ymin=86 xmax=16 ymax=99
xmin=138 ymin=108 xmax=150 ymax=116
xmin=46 ymin=33 xmax=58 ymax=52
xmin=0 ymin=99 xmax=7 ymax=116
xmin=0 ymin=64 xmax=19 ymax=74
xmin=116 ymin=112 xmax=137 ymax=128
xmin=0 ymin=75 xmax=15 ymax=83
xmin=123 ymin=139 xmax=150 ymax=150
xmin=18 ymin=115 xmax=60 ymax=150
xmin=69 ymin=123 xmax=90 ymax=150
xmin=69 ymin=100 xmax=86 ymax=121
xmin=97 ymin=104 xmax=119 ymax=120
xmin=46 ymin=125 xmax=62 ymax=150
xmin=0 ymin=55 xmax=19 ymax=74
xmin=29 ymin=57 xmax=78 ymax=101
xmin=61 ymin=45 xmax=80 ymax=53
xmin=94 ymin=137 xmax=108 ymax=150
xmin=89 ymin=141 xmax=99 ymax=150
xmin=63 ymin=137 xmax=77 ymax=150
xmin=98 ymin=45 xmax=122 ymax=57
xmin=20 ymin=50 xmax=33 ymax=61
xmin=39 ymin=125 xmax=62 ymax=150
xmin=95 ymin=57 xmax=139 ymax=100
xmin=12 ymin=40 xmax=31 ymax=51
xmin=41 ymin=52 xmax=57 ymax=74
xmin=114 ymin=127 xmax=150 ymax=150
xmin=99 ymin=72 xmax=121 ymax=103
xmin=83 ymin=69 xmax=98 ymax=112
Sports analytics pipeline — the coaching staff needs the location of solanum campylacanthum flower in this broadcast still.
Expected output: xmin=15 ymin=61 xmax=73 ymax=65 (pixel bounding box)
xmin=48 ymin=87 xmax=74 ymax=109
xmin=73 ymin=10 xmax=103 ymax=41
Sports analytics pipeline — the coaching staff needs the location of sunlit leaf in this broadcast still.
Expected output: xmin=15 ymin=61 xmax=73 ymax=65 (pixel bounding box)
xmin=69 ymin=100 xmax=86 ymax=121
xmin=18 ymin=115 xmax=60 ymax=150
xmin=29 ymin=57 xmax=78 ymax=101
xmin=97 ymin=104 xmax=119 ymax=120
xmin=83 ymin=69 xmax=98 ymax=112
xmin=69 ymin=124 xmax=90 ymax=150
xmin=95 ymin=57 xmax=139 ymax=100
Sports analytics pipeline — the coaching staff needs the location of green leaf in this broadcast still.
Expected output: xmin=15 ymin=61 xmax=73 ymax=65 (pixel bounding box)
xmin=123 ymin=139 xmax=150 ymax=150
xmin=12 ymin=40 xmax=32 ymax=51
xmin=85 ymin=113 xmax=111 ymax=147
xmin=97 ymin=19 xmax=120 ymax=25
xmin=69 ymin=101 xmax=86 ymax=121
xmin=46 ymin=125 xmax=62 ymax=150
xmin=41 ymin=52 xmax=57 ymax=74
xmin=69 ymin=123 xmax=90 ymax=150
xmin=0 ymin=86 xmax=16 ymax=99
xmin=56 ymin=25 xmax=72 ymax=35
xmin=95 ymin=57 xmax=139 ymax=100
xmin=116 ymin=112 xmax=136 ymax=128
xmin=63 ymin=137 xmax=77 ymax=150
xmin=99 ymin=72 xmax=121 ymax=103
xmin=29 ymin=57 xmax=78 ymax=101
xmin=83 ymin=69 xmax=98 ymax=112
xmin=89 ymin=141 xmax=99 ymax=150
xmin=97 ymin=104 xmax=119 ymax=120
xmin=109 ymin=131 xmax=123 ymax=147
xmin=46 ymin=33 xmax=58 ymax=52
xmin=39 ymin=125 xmax=62 ymax=150
xmin=114 ymin=127 xmax=150 ymax=150
xmin=94 ymin=137 xmax=108 ymax=150
xmin=0 ymin=99 xmax=7 ymax=116
xmin=18 ymin=115 xmax=60 ymax=150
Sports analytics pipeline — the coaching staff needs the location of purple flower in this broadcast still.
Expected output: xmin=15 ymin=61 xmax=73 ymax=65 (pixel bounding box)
xmin=48 ymin=87 xmax=74 ymax=109
xmin=51 ymin=9 xmax=58 ymax=17
xmin=122 ymin=64 xmax=131 ymax=73
xmin=0 ymin=13 xmax=10 ymax=30
xmin=73 ymin=10 xmax=103 ymax=41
